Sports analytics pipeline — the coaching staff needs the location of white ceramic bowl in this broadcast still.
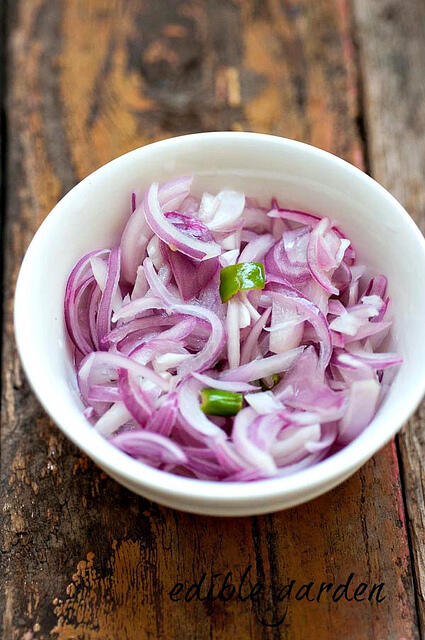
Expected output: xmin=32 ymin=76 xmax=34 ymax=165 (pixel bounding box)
xmin=14 ymin=132 xmax=425 ymax=516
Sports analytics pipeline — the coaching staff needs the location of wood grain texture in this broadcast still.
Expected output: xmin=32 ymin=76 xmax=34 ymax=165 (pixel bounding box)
xmin=354 ymin=0 xmax=425 ymax=634
xmin=0 ymin=1 xmax=420 ymax=639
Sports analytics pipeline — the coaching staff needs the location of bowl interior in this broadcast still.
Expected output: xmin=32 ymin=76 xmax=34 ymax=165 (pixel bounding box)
xmin=14 ymin=133 xmax=425 ymax=514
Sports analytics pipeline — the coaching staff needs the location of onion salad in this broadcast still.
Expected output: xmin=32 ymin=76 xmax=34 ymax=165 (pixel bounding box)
xmin=64 ymin=176 xmax=402 ymax=481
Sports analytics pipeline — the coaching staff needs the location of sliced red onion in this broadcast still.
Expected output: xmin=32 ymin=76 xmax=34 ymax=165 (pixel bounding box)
xmin=245 ymin=391 xmax=283 ymax=414
xmin=179 ymin=194 xmax=200 ymax=214
xmin=90 ymin=255 xmax=122 ymax=314
xmin=232 ymin=407 xmax=277 ymax=475
xmin=66 ymin=178 xmax=400 ymax=482
xmin=154 ymin=352 xmax=191 ymax=372
xmin=158 ymin=175 xmax=194 ymax=209
xmin=266 ymin=284 xmax=332 ymax=369
xmin=97 ymin=246 xmax=121 ymax=348
xmin=306 ymin=422 xmax=338 ymax=453
xmin=283 ymin=227 xmax=309 ymax=260
xmin=191 ymin=372 xmax=257 ymax=392
xmin=329 ymin=301 xmax=383 ymax=336
xmin=243 ymin=205 xmax=273 ymax=233
xmin=265 ymin=239 xmax=311 ymax=285
xmin=88 ymin=384 xmax=121 ymax=403
xmin=112 ymin=297 xmax=164 ymax=323
xmin=130 ymin=337 xmax=187 ymax=366
xmin=144 ymin=183 xmax=221 ymax=260
xmin=79 ymin=351 xmax=169 ymax=392
xmin=161 ymin=242 xmax=219 ymax=301
xmin=344 ymin=320 xmax=392 ymax=344
xmin=83 ymin=407 xmax=95 ymax=420
xmin=220 ymin=249 xmax=239 ymax=267
xmin=239 ymin=292 xmax=260 ymax=322
xmin=271 ymin=423 xmax=322 ymax=467
xmin=240 ymin=308 xmax=272 ymax=365
xmin=267 ymin=293 xmax=306 ymax=354
xmin=121 ymin=176 xmax=193 ymax=283
xmin=268 ymin=205 xmax=321 ymax=226
xmin=214 ymin=439 xmax=251 ymax=475
xmin=269 ymin=205 xmax=356 ymax=262
xmin=300 ymin=279 xmax=330 ymax=316
xmin=330 ymin=330 xmax=346 ymax=348
xmin=164 ymin=211 xmax=215 ymax=242
xmin=118 ymin=369 xmax=154 ymax=425
xmin=88 ymin=284 xmax=101 ymax=351
xmin=275 ymin=450 xmax=330 ymax=477
xmin=94 ymin=402 xmax=132 ymax=437
xmin=328 ymin=299 xmax=346 ymax=316
xmin=64 ymin=249 xmax=108 ymax=354
xmin=334 ymin=350 xmax=402 ymax=370
xmin=284 ymin=388 xmax=347 ymax=422
xmin=112 ymin=430 xmax=187 ymax=466
xmin=143 ymin=258 xmax=225 ymax=374
xmin=145 ymin=392 xmax=178 ymax=437
xmin=307 ymin=218 xmax=339 ymax=295
xmin=178 ymin=378 xmax=227 ymax=442
xmin=239 ymin=233 xmax=275 ymax=263
xmin=220 ymin=347 xmax=304 ymax=383
xmin=338 ymin=379 xmax=381 ymax=445
xmin=275 ymin=346 xmax=347 ymax=422
xmin=332 ymin=260 xmax=352 ymax=292
xmin=106 ymin=315 xmax=177 ymax=345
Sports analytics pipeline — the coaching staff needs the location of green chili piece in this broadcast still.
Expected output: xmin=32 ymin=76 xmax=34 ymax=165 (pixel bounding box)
xmin=219 ymin=262 xmax=266 ymax=303
xmin=200 ymin=388 xmax=243 ymax=417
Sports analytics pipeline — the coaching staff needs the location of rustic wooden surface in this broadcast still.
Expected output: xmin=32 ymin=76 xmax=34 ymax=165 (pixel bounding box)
xmin=1 ymin=1 xmax=424 ymax=638
xmin=354 ymin=0 xmax=425 ymax=633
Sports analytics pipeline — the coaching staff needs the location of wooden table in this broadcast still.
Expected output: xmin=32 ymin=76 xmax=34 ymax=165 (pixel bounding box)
xmin=2 ymin=1 xmax=425 ymax=638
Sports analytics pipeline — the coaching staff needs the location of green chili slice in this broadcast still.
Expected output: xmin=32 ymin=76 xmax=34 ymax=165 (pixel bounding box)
xmin=200 ymin=388 xmax=243 ymax=417
xmin=219 ymin=262 xmax=266 ymax=303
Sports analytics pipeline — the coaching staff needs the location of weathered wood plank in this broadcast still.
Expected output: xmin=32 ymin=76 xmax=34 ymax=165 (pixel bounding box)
xmin=1 ymin=1 xmax=419 ymax=639
xmin=354 ymin=0 xmax=425 ymax=634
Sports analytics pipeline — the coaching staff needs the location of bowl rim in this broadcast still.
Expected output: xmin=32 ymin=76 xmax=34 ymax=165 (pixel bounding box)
xmin=14 ymin=131 xmax=425 ymax=509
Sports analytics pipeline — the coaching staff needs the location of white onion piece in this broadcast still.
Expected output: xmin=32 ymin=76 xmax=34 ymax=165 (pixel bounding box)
xmin=131 ymin=266 xmax=149 ymax=300
xmin=245 ymin=391 xmax=283 ymax=414
xmin=221 ymin=232 xmax=239 ymax=250
xmin=219 ymin=249 xmax=239 ymax=267
xmin=146 ymin=235 xmax=163 ymax=270
xmin=154 ymin=353 xmax=192 ymax=372
xmin=239 ymin=233 xmax=275 ymax=263
xmin=226 ymin=298 xmax=241 ymax=368
xmin=201 ymin=190 xmax=245 ymax=232
xmin=268 ymin=296 xmax=305 ymax=354
xmin=198 ymin=192 xmax=217 ymax=222
xmin=94 ymin=402 xmax=132 ymax=437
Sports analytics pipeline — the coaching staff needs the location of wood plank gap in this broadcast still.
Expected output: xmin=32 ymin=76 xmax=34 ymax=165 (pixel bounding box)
xmin=395 ymin=437 xmax=423 ymax=638
xmin=348 ymin=0 xmax=371 ymax=175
